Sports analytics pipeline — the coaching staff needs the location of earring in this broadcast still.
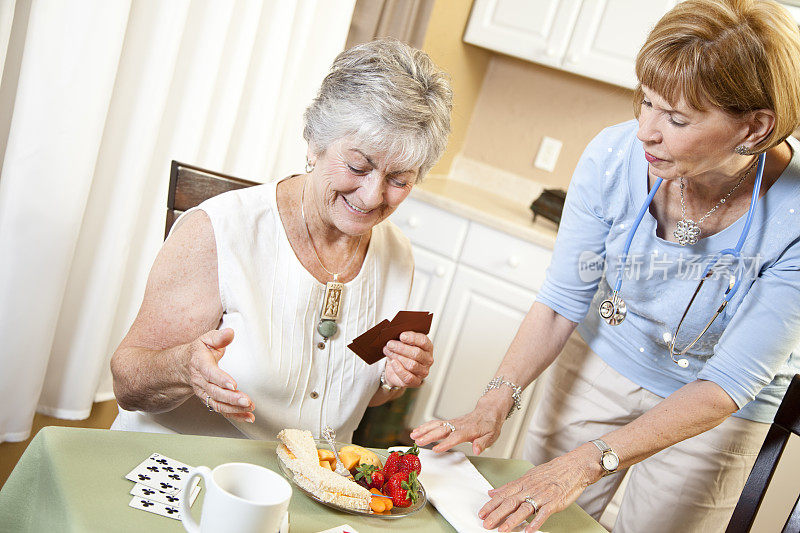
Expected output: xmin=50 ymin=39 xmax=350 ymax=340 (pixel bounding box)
xmin=734 ymin=145 xmax=754 ymax=156
xmin=305 ymin=159 xmax=314 ymax=173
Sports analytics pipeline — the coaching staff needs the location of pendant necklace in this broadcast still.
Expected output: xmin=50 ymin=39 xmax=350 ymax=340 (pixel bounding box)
xmin=300 ymin=179 xmax=362 ymax=345
xmin=673 ymin=159 xmax=758 ymax=246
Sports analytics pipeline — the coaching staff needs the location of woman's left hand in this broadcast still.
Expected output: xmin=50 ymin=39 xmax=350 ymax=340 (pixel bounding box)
xmin=478 ymin=448 xmax=597 ymax=532
xmin=383 ymin=331 xmax=433 ymax=388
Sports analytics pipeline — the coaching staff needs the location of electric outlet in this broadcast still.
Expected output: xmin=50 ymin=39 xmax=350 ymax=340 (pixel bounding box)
xmin=534 ymin=136 xmax=563 ymax=172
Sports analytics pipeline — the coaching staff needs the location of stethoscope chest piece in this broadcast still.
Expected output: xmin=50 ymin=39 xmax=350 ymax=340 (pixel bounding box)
xmin=599 ymin=295 xmax=627 ymax=326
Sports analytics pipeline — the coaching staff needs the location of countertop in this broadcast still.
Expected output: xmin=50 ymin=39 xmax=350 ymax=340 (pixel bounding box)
xmin=411 ymin=176 xmax=560 ymax=249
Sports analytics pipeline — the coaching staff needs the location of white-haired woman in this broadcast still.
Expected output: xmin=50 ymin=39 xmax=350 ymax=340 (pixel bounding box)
xmin=413 ymin=1 xmax=800 ymax=531
xmin=110 ymin=39 xmax=452 ymax=442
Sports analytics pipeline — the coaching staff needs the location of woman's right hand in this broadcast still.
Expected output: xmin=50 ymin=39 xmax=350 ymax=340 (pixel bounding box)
xmin=185 ymin=328 xmax=255 ymax=423
xmin=410 ymin=396 xmax=507 ymax=455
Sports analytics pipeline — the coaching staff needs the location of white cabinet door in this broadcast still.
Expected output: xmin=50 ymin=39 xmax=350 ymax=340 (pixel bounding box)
xmin=563 ymin=0 xmax=676 ymax=88
xmin=407 ymin=246 xmax=456 ymax=339
xmin=408 ymin=264 xmax=538 ymax=459
xmin=464 ymin=0 xmax=582 ymax=69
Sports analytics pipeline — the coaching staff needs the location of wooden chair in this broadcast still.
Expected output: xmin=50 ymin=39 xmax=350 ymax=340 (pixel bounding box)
xmin=165 ymin=160 xmax=258 ymax=238
xmin=726 ymin=373 xmax=800 ymax=533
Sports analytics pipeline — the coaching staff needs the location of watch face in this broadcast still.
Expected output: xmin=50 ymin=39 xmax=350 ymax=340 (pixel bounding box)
xmin=602 ymin=452 xmax=619 ymax=471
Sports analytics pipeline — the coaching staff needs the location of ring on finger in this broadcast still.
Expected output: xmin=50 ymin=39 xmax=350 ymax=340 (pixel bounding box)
xmin=523 ymin=496 xmax=539 ymax=514
xmin=205 ymin=393 xmax=214 ymax=412
xmin=442 ymin=421 xmax=455 ymax=433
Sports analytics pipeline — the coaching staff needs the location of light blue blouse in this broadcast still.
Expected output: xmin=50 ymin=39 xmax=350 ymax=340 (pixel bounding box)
xmin=537 ymin=120 xmax=800 ymax=423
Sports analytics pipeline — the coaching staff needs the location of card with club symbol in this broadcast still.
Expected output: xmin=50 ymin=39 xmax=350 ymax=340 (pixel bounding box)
xmin=125 ymin=452 xmax=193 ymax=495
xmin=130 ymin=482 xmax=201 ymax=506
xmin=129 ymin=496 xmax=185 ymax=520
xmin=125 ymin=452 xmax=202 ymax=520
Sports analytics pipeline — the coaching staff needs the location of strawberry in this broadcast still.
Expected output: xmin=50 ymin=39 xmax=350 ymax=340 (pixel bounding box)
xmin=398 ymin=443 xmax=422 ymax=476
xmin=383 ymin=451 xmax=402 ymax=479
xmin=354 ymin=463 xmax=378 ymax=489
xmin=385 ymin=471 xmax=420 ymax=508
xmin=369 ymin=469 xmax=385 ymax=490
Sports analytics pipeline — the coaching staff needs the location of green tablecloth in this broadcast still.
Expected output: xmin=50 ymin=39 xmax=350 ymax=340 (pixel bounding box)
xmin=0 ymin=427 xmax=606 ymax=532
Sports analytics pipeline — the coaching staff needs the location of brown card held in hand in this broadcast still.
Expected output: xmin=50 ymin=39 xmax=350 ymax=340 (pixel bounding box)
xmin=347 ymin=311 xmax=433 ymax=364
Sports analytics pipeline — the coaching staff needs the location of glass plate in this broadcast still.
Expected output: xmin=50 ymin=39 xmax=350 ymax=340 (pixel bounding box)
xmin=277 ymin=439 xmax=427 ymax=519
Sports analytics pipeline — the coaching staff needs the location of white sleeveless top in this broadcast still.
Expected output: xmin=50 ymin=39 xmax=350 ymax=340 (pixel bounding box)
xmin=112 ymin=179 xmax=414 ymax=441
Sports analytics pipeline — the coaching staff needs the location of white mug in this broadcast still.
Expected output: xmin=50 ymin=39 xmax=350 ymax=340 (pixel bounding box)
xmin=180 ymin=462 xmax=291 ymax=533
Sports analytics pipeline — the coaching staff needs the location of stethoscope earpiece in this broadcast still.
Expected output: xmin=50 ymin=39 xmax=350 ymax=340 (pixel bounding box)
xmin=676 ymin=358 xmax=689 ymax=368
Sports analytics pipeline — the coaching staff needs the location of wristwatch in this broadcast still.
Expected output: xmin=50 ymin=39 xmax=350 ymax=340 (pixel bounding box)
xmin=590 ymin=439 xmax=619 ymax=476
xmin=380 ymin=370 xmax=401 ymax=391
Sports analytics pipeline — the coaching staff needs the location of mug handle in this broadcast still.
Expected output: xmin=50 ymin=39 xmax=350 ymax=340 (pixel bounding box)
xmin=180 ymin=466 xmax=211 ymax=533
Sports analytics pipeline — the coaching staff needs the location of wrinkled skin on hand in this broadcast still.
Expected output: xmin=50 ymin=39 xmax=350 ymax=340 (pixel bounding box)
xmin=185 ymin=328 xmax=255 ymax=423
xmin=410 ymin=401 xmax=505 ymax=456
xmin=382 ymin=331 xmax=434 ymax=388
xmin=478 ymin=451 xmax=595 ymax=532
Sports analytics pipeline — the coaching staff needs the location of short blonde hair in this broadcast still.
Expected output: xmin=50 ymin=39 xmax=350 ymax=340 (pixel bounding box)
xmin=634 ymin=0 xmax=800 ymax=151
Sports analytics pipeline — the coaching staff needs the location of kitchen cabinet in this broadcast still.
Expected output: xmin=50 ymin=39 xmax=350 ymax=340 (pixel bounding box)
xmin=406 ymin=246 xmax=456 ymax=339
xmin=462 ymin=0 xmax=582 ymax=71
xmin=464 ymin=0 xmax=677 ymax=89
xmin=390 ymin=196 xmax=553 ymax=459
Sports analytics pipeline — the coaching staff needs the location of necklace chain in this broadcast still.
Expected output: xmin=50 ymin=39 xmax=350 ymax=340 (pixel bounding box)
xmin=679 ymin=158 xmax=758 ymax=225
xmin=300 ymin=178 xmax=362 ymax=282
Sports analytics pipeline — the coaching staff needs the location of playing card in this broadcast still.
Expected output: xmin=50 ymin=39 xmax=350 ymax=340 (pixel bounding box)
xmin=392 ymin=311 xmax=434 ymax=331
xmin=125 ymin=453 xmax=193 ymax=494
xmin=130 ymin=482 xmax=201 ymax=506
xmin=129 ymin=495 xmax=184 ymax=520
xmin=348 ymin=311 xmax=433 ymax=364
xmin=348 ymin=319 xmax=390 ymax=364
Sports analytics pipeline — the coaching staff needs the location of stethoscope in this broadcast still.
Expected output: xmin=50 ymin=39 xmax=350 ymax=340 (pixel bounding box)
xmin=598 ymin=153 xmax=765 ymax=368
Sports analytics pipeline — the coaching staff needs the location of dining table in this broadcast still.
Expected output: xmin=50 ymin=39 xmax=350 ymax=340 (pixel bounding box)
xmin=0 ymin=426 xmax=607 ymax=532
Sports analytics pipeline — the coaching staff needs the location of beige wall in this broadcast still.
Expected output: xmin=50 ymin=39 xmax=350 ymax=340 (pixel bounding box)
xmin=421 ymin=1 xmax=634 ymax=188
xmin=421 ymin=0 xmax=490 ymax=176
xmin=461 ymin=54 xmax=635 ymax=189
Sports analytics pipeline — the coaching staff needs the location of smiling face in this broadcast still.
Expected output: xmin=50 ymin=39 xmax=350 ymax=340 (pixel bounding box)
xmin=307 ymin=137 xmax=419 ymax=237
xmin=636 ymin=86 xmax=752 ymax=182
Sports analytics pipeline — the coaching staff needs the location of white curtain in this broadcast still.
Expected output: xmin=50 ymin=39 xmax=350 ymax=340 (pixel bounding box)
xmin=0 ymin=0 xmax=356 ymax=443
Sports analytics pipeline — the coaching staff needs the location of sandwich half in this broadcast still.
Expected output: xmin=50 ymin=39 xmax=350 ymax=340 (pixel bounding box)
xmin=277 ymin=429 xmax=372 ymax=512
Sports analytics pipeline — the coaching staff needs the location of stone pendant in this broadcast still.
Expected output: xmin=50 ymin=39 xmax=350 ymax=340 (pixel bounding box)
xmin=317 ymin=281 xmax=344 ymax=341
xmin=674 ymin=219 xmax=700 ymax=246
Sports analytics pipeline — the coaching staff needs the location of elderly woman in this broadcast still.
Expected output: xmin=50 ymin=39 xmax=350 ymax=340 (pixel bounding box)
xmin=110 ymin=38 xmax=452 ymax=442
xmin=412 ymin=1 xmax=800 ymax=531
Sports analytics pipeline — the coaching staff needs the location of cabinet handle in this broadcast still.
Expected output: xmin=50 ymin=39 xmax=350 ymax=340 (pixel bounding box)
xmin=435 ymin=266 xmax=446 ymax=277
xmin=507 ymin=256 xmax=521 ymax=268
xmin=408 ymin=216 xmax=420 ymax=228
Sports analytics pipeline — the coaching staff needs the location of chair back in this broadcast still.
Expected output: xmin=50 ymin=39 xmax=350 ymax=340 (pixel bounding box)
xmin=726 ymin=373 xmax=800 ymax=533
xmin=165 ymin=160 xmax=258 ymax=238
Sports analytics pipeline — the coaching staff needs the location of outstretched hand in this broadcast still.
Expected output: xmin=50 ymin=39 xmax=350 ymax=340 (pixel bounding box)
xmin=410 ymin=403 xmax=506 ymax=455
xmin=477 ymin=448 xmax=597 ymax=532
xmin=186 ymin=328 xmax=255 ymax=423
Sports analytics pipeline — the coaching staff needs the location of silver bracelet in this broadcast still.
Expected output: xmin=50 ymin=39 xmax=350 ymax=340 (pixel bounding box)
xmin=483 ymin=376 xmax=523 ymax=419
xmin=380 ymin=369 xmax=401 ymax=391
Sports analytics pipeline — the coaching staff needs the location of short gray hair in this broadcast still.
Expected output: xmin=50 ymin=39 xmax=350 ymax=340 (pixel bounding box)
xmin=303 ymin=38 xmax=453 ymax=178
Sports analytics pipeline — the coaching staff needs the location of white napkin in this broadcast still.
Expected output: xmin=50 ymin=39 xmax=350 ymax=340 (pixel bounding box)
xmin=315 ymin=525 xmax=358 ymax=533
xmin=389 ymin=447 xmax=535 ymax=533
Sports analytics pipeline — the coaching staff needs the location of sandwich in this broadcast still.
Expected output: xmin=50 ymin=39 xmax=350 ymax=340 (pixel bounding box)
xmin=277 ymin=428 xmax=372 ymax=512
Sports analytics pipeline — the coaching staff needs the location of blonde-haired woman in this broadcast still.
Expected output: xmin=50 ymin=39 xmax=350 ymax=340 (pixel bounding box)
xmin=412 ymin=1 xmax=800 ymax=531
